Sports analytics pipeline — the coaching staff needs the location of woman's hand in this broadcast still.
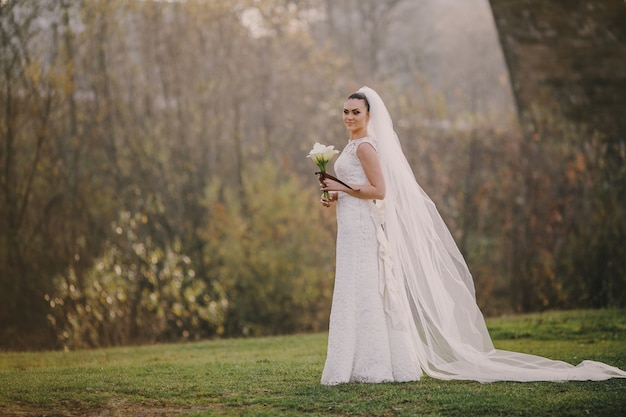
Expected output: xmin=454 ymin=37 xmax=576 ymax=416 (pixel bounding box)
xmin=320 ymin=179 xmax=339 ymax=207
xmin=320 ymin=191 xmax=338 ymax=207
xmin=321 ymin=177 xmax=351 ymax=194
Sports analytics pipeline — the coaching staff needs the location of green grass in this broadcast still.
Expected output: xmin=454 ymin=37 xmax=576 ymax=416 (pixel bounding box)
xmin=1 ymin=309 xmax=625 ymax=416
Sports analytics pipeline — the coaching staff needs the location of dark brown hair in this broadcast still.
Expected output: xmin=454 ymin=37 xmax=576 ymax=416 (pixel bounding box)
xmin=347 ymin=92 xmax=370 ymax=112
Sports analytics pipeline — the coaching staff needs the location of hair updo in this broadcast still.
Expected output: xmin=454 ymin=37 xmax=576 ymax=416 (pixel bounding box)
xmin=347 ymin=92 xmax=370 ymax=112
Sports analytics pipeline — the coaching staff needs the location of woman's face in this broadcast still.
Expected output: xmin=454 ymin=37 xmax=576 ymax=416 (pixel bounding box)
xmin=343 ymin=99 xmax=369 ymax=134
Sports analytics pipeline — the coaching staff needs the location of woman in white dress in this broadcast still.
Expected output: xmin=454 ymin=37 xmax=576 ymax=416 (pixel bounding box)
xmin=318 ymin=87 xmax=626 ymax=386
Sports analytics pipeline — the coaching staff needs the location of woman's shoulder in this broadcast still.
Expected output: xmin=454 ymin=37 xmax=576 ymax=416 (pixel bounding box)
xmin=354 ymin=136 xmax=378 ymax=151
xmin=344 ymin=136 xmax=377 ymax=156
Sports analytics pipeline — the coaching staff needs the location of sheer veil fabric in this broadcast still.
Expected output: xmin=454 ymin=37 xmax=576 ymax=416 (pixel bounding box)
xmin=356 ymin=86 xmax=626 ymax=383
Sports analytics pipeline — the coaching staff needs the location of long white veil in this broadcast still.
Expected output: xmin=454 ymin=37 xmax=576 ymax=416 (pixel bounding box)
xmin=359 ymin=86 xmax=626 ymax=382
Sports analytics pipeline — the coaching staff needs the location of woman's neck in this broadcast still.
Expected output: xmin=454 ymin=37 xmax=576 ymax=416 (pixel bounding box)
xmin=349 ymin=129 xmax=368 ymax=140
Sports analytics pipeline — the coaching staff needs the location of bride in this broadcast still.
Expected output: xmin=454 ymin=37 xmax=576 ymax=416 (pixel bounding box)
xmin=318 ymin=86 xmax=626 ymax=385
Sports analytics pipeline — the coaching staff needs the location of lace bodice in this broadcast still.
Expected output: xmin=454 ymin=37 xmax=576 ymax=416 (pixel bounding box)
xmin=334 ymin=137 xmax=377 ymax=186
xmin=333 ymin=137 xmax=380 ymax=214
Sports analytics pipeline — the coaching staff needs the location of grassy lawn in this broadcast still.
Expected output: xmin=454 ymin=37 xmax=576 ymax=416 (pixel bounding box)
xmin=1 ymin=309 xmax=625 ymax=416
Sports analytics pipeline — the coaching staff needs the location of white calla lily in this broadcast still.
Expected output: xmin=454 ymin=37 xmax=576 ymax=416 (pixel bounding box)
xmin=307 ymin=142 xmax=339 ymax=168
xmin=307 ymin=142 xmax=340 ymax=200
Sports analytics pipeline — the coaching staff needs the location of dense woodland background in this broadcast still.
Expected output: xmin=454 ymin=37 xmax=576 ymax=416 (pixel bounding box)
xmin=1 ymin=0 xmax=624 ymax=350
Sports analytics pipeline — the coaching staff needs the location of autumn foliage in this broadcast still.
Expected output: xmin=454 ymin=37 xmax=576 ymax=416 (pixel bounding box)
xmin=1 ymin=0 xmax=624 ymax=350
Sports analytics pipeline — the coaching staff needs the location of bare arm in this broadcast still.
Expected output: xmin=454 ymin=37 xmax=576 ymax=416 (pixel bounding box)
xmin=321 ymin=142 xmax=385 ymax=200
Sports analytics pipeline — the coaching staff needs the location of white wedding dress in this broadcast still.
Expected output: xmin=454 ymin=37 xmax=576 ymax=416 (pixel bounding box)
xmin=320 ymin=87 xmax=626 ymax=386
xmin=321 ymin=137 xmax=422 ymax=385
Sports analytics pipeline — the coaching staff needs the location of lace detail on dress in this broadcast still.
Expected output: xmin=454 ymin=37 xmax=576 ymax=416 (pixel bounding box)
xmin=321 ymin=137 xmax=422 ymax=385
xmin=333 ymin=137 xmax=377 ymax=189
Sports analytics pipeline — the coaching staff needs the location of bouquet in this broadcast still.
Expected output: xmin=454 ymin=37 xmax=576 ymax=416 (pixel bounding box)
xmin=307 ymin=143 xmax=356 ymax=201
xmin=307 ymin=142 xmax=339 ymax=201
